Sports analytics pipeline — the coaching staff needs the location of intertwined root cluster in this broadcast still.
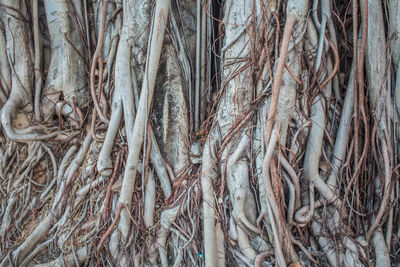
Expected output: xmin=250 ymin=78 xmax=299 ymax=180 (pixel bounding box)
xmin=0 ymin=0 xmax=399 ymax=266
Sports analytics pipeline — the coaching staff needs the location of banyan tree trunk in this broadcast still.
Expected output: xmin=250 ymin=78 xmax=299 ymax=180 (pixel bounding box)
xmin=0 ymin=0 xmax=399 ymax=266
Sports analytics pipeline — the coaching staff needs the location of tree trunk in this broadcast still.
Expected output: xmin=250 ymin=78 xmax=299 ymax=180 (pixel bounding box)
xmin=0 ymin=0 xmax=399 ymax=266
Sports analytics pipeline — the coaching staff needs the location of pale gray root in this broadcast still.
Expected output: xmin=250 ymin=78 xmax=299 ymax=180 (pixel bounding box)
xmin=282 ymin=170 xmax=296 ymax=225
xmin=144 ymin=168 xmax=156 ymax=227
xmin=96 ymin=99 xmax=122 ymax=176
xmin=32 ymin=0 xmax=42 ymax=121
xmin=215 ymin=222 xmax=226 ymax=267
xmin=396 ymin=60 xmax=400 ymax=115
xmin=364 ymin=0 xmax=393 ymax=243
xmin=262 ymin=129 xmax=286 ymax=267
xmin=226 ymin=135 xmax=259 ymax=238
xmin=103 ymin=31 xmax=120 ymax=86
xmin=102 ymin=7 xmax=121 ymax=85
xmin=228 ymin=215 xmax=238 ymax=241
xmin=301 ymin=81 xmax=336 ymax=202
xmin=199 ymin=0 xmax=207 ymax=127
xmin=149 ymin=130 xmax=172 ymax=198
xmin=311 ymin=0 xmax=327 ymax=46
xmin=0 ymin=20 xmax=10 ymax=103
xmin=367 ymin=142 xmax=392 ymax=240
xmin=326 ymin=66 xmax=355 ymax=187
xmin=372 ymin=229 xmax=391 ymax=267
xmin=109 ymin=1 xmax=170 ymax=263
xmin=314 ymin=0 xmax=330 ymax=71
xmin=96 ymin=25 xmax=127 ymax=176
xmin=364 ymin=0 xmax=387 ymax=131
xmin=254 ymin=105 xmax=274 ymax=243
xmin=120 ymin=51 xmax=135 ymax=147
xmin=276 ymin=0 xmax=308 ymax=145
xmin=233 ymin=250 xmax=253 ymax=267
xmin=0 ymin=148 xmax=5 ymax=182
xmin=389 ymin=0 xmax=400 ymax=68
xmin=42 ymin=0 xmax=87 ymax=120
xmin=237 ymin=227 xmax=257 ymax=261
xmin=300 ymin=20 xmax=338 ymax=205
xmin=279 ymin=154 xmax=301 ymax=210
xmin=157 ymin=206 xmax=180 ymax=267
xmin=227 ymin=158 xmax=259 ymax=236
xmin=194 ymin=0 xmax=201 ymax=132
xmin=386 ymin=188 xmax=395 ymax=248
xmin=201 ymin=139 xmax=218 ymax=267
